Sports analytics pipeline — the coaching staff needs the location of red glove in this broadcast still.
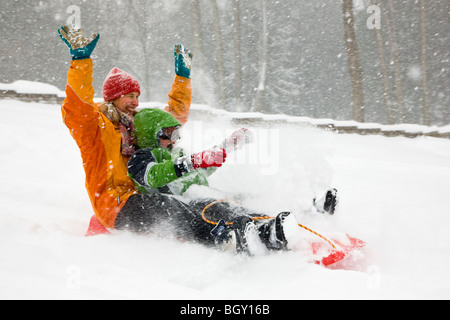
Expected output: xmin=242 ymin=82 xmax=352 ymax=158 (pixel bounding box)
xmin=191 ymin=147 xmax=227 ymax=170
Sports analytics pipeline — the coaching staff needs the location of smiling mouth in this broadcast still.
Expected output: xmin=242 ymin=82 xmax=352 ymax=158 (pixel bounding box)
xmin=126 ymin=105 xmax=137 ymax=113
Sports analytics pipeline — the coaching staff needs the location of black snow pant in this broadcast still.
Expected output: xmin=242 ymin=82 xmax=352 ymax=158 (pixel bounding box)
xmin=114 ymin=193 xmax=266 ymax=246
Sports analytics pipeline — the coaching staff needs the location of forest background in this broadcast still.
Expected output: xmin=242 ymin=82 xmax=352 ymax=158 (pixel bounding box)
xmin=0 ymin=0 xmax=448 ymax=126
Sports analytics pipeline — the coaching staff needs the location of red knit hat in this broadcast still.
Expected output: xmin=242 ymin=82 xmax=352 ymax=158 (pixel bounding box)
xmin=102 ymin=67 xmax=141 ymax=101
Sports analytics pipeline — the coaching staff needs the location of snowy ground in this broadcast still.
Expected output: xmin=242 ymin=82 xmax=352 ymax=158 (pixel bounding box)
xmin=0 ymin=97 xmax=449 ymax=300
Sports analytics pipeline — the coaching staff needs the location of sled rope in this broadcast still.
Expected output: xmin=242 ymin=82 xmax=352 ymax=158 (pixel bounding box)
xmin=201 ymin=199 xmax=336 ymax=250
xmin=201 ymin=199 xmax=235 ymax=226
xmin=296 ymin=223 xmax=336 ymax=249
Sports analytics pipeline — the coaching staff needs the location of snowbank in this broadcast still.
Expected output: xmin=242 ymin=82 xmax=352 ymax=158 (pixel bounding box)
xmin=0 ymin=97 xmax=449 ymax=300
xmin=0 ymin=80 xmax=66 ymax=97
xmin=2 ymin=80 xmax=449 ymax=139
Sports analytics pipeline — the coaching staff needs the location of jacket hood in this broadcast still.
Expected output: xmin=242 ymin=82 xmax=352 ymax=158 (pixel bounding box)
xmin=134 ymin=109 xmax=181 ymax=149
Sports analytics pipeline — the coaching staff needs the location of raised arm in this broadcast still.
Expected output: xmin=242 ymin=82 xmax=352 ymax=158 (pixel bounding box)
xmin=165 ymin=44 xmax=193 ymax=125
xmin=59 ymin=25 xmax=101 ymax=151
xmin=58 ymin=25 xmax=99 ymax=105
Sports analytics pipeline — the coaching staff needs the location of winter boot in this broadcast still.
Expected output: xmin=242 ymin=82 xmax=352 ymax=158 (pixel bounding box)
xmin=210 ymin=217 xmax=266 ymax=255
xmin=210 ymin=220 xmax=236 ymax=251
xmin=313 ymin=188 xmax=338 ymax=215
xmin=258 ymin=212 xmax=301 ymax=251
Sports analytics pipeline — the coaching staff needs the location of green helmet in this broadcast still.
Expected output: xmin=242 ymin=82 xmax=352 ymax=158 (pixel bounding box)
xmin=134 ymin=109 xmax=181 ymax=149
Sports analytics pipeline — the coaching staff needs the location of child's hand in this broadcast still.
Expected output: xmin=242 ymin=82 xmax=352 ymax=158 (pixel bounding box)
xmin=191 ymin=147 xmax=227 ymax=169
xmin=221 ymin=128 xmax=254 ymax=151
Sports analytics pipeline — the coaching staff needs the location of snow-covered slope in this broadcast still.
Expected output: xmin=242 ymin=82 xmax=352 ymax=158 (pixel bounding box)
xmin=0 ymin=98 xmax=449 ymax=300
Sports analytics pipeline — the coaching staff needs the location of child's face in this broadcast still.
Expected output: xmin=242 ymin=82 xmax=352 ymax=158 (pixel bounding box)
xmin=158 ymin=126 xmax=181 ymax=150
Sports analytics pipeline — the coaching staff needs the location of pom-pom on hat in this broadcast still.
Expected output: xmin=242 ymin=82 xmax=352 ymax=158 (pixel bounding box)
xmin=102 ymin=67 xmax=140 ymax=102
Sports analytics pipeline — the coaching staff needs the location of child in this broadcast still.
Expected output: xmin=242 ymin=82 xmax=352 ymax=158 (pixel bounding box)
xmin=123 ymin=108 xmax=338 ymax=254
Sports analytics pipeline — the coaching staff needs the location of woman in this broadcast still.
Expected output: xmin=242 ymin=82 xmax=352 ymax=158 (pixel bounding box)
xmin=58 ymin=25 xmax=193 ymax=229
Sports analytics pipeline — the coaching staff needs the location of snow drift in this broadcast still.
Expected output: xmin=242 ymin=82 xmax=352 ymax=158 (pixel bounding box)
xmin=0 ymin=94 xmax=449 ymax=299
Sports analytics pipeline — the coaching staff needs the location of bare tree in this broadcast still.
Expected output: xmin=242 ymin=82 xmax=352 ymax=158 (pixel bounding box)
xmin=232 ymin=0 xmax=244 ymax=110
xmin=251 ymin=0 xmax=269 ymax=113
xmin=120 ymin=0 xmax=155 ymax=101
xmin=385 ymin=0 xmax=405 ymax=123
xmin=342 ymin=0 xmax=365 ymax=122
xmin=191 ymin=0 xmax=205 ymax=70
xmin=210 ymin=0 xmax=226 ymax=109
xmin=419 ymin=0 xmax=430 ymax=126
xmin=371 ymin=0 xmax=394 ymax=124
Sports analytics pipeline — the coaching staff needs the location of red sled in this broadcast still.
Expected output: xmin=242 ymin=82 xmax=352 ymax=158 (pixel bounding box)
xmin=85 ymin=215 xmax=110 ymax=236
xmin=311 ymin=234 xmax=366 ymax=267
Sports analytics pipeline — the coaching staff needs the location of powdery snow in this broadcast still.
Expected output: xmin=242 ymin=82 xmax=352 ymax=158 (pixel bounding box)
xmin=0 ymin=97 xmax=449 ymax=300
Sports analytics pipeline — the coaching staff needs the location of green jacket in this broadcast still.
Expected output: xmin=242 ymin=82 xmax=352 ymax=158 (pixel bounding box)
xmin=128 ymin=108 xmax=214 ymax=195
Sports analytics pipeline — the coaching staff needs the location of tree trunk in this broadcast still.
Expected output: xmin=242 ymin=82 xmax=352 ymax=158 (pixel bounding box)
xmin=127 ymin=0 xmax=152 ymax=101
xmin=210 ymin=0 xmax=226 ymax=109
xmin=232 ymin=0 xmax=243 ymax=110
xmin=386 ymin=0 xmax=405 ymax=123
xmin=342 ymin=0 xmax=365 ymax=122
xmin=252 ymin=0 xmax=269 ymax=113
xmin=371 ymin=0 xmax=394 ymax=124
xmin=419 ymin=0 xmax=430 ymax=126
xmin=190 ymin=0 xmax=205 ymax=70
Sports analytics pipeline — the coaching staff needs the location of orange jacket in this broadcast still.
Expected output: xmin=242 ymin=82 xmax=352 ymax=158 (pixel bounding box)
xmin=61 ymin=58 xmax=192 ymax=228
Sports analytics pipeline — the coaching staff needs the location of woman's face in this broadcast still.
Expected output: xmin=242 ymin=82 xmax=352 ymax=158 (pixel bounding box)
xmin=113 ymin=92 xmax=139 ymax=116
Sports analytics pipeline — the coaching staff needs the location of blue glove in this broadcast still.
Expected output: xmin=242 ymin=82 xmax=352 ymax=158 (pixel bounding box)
xmin=58 ymin=25 xmax=100 ymax=60
xmin=174 ymin=44 xmax=193 ymax=78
